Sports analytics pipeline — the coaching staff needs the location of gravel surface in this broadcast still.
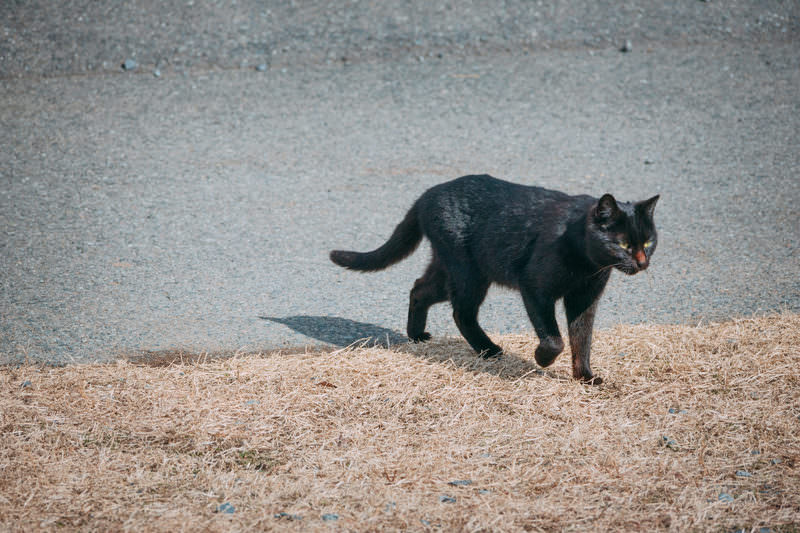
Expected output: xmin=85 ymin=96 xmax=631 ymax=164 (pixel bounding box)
xmin=2 ymin=1 xmax=797 ymax=78
xmin=1 ymin=2 xmax=798 ymax=364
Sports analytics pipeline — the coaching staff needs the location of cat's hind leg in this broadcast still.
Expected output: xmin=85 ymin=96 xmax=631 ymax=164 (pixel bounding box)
xmin=407 ymin=257 xmax=448 ymax=342
xmin=447 ymin=266 xmax=501 ymax=358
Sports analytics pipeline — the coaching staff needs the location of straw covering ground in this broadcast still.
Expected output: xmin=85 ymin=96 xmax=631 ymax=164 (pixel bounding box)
xmin=2 ymin=314 xmax=799 ymax=531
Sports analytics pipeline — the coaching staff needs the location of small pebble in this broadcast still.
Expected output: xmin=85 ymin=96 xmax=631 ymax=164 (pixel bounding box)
xmin=448 ymin=479 xmax=472 ymax=486
xmin=21 ymin=380 xmax=32 ymax=388
xmin=321 ymin=513 xmax=338 ymax=521
xmin=216 ymin=502 xmax=235 ymax=514
xmin=735 ymin=470 xmax=752 ymax=477
xmin=256 ymin=63 xmax=268 ymax=72
xmin=620 ymin=40 xmax=633 ymax=53
xmin=122 ymin=59 xmax=137 ymax=71
xmin=718 ymin=492 xmax=734 ymax=503
xmin=439 ymin=495 xmax=456 ymax=503
xmin=153 ymin=69 xmax=161 ymax=78
xmin=771 ymin=458 xmax=782 ymax=464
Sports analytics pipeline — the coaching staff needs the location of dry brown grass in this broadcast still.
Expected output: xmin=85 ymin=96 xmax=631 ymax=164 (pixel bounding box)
xmin=2 ymin=314 xmax=799 ymax=532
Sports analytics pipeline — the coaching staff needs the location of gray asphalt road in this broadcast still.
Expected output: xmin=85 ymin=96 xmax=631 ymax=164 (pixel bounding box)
xmin=1 ymin=2 xmax=798 ymax=364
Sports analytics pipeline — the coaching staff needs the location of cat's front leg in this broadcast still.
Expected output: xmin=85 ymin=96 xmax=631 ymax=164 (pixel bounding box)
xmin=565 ymin=295 xmax=601 ymax=384
xmin=521 ymin=290 xmax=564 ymax=367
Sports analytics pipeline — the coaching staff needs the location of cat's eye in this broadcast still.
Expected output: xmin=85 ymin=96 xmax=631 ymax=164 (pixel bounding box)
xmin=618 ymin=240 xmax=630 ymax=250
xmin=643 ymin=240 xmax=654 ymax=249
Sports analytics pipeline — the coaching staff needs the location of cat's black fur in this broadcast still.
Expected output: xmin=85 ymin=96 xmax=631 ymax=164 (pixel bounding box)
xmin=330 ymin=174 xmax=659 ymax=383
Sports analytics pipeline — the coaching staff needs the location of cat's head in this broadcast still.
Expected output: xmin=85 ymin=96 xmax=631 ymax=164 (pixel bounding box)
xmin=586 ymin=193 xmax=659 ymax=275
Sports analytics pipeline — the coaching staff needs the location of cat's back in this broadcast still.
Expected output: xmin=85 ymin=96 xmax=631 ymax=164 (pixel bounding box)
xmin=420 ymin=174 xmax=531 ymax=207
xmin=419 ymin=174 xmax=577 ymax=215
xmin=416 ymin=175 xmax=570 ymax=244
xmin=417 ymin=173 xmax=596 ymax=243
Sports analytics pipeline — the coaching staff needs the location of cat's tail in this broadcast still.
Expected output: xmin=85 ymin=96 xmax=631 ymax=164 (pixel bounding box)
xmin=330 ymin=203 xmax=422 ymax=272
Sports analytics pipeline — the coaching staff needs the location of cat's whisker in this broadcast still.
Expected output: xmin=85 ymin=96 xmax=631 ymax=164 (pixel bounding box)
xmin=591 ymin=263 xmax=624 ymax=279
xmin=591 ymin=265 xmax=610 ymax=277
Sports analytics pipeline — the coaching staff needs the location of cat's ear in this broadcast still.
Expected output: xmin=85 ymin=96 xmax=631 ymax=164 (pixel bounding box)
xmin=595 ymin=194 xmax=621 ymax=225
xmin=636 ymin=195 xmax=660 ymax=219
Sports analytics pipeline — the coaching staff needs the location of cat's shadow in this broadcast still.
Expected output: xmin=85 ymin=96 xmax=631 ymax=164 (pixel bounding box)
xmin=261 ymin=315 xmax=561 ymax=382
xmin=260 ymin=315 xmax=407 ymax=348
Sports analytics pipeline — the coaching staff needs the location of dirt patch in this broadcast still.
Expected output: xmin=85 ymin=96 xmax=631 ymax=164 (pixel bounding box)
xmin=2 ymin=314 xmax=799 ymax=531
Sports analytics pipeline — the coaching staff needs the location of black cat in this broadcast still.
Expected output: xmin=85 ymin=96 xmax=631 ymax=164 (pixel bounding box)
xmin=330 ymin=174 xmax=659 ymax=383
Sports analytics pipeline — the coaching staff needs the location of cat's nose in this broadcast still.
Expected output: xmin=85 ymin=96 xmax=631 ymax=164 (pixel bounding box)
xmin=634 ymin=250 xmax=648 ymax=269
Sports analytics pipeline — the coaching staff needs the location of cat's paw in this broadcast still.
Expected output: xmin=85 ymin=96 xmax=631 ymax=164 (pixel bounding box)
xmin=479 ymin=345 xmax=503 ymax=359
xmin=534 ymin=337 xmax=565 ymax=367
xmin=409 ymin=332 xmax=432 ymax=343
xmin=577 ymin=374 xmax=603 ymax=386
